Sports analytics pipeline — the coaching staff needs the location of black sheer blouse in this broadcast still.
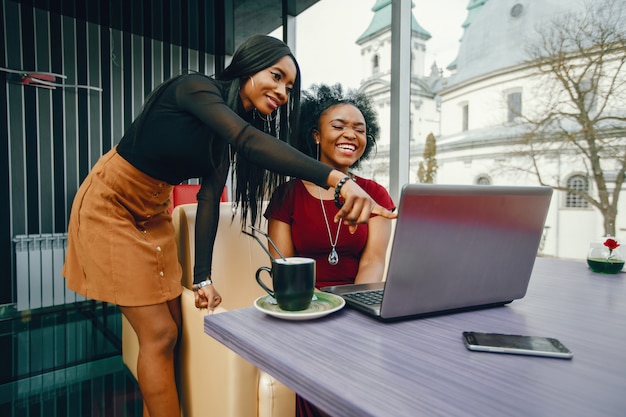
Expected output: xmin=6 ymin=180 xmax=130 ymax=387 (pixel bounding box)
xmin=118 ymin=74 xmax=331 ymax=283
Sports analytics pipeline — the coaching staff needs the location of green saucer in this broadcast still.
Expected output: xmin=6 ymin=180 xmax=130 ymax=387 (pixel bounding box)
xmin=254 ymin=292 xmax=345 ymax=321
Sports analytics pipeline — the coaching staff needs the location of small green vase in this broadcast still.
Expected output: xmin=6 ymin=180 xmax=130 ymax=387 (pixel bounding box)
xmin=586 ymin=237 xmax=624 ymax=274
xmin=586 ymin=258 xmax=625 ymax=274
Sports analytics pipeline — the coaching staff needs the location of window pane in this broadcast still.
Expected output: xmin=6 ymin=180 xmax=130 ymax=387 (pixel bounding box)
xmin=462 ymin=104 xmax=469 ymax=131
xmin=566 ymin=175 xmax=589 ymax=208
xmin=507 ymin=92 xmax=522 ymax=122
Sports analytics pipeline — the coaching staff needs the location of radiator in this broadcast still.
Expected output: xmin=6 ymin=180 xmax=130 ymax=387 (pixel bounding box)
xmin=13 ymin=233 xmax=85 ymax=311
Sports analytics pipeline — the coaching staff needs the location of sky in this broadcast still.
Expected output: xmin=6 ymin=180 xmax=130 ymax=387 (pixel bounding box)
xmin=271 ymin=0 xmax=469 ymax=90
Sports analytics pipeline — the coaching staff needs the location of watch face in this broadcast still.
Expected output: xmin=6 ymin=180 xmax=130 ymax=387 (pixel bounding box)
xmin=511 ymin=3 xmax=524 ymax=18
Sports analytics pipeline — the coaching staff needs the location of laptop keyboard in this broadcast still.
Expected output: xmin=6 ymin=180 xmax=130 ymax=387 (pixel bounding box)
xmin=343 ymin=289 xmax=384 ymax=305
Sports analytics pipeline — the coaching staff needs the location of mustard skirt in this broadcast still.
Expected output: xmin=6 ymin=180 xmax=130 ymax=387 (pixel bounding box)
xmin=63 ymin=148 xmax=183 ymax=307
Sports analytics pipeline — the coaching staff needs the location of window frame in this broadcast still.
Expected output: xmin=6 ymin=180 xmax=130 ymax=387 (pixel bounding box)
xmin=564 ymin=174 xmax=590 ymax=209
xmin=506 ymin=89 xmax=523 ymax=123
xmin=460 ymin=101 xmax=469 ymax=131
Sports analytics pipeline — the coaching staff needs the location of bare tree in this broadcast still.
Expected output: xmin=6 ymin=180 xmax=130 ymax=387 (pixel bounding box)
xmin=417 ymin=132 xmax=438 ymax=183
xmin=519 ymin=0 xmax=626 ymax=236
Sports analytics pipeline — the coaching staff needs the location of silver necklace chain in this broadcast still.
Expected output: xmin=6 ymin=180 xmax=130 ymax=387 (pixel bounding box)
xmin=318 ymin=187 xmax=341 ymax=265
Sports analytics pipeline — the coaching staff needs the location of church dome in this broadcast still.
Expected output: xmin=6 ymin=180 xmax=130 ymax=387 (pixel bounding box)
xmin=449 ymin=0 xmax=584 ymax=86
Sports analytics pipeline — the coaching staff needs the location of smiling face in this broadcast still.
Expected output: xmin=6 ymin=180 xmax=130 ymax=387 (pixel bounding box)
xmin=239 ymin=55 xmax=297 ymax=114
xmin=313 ymin=103 xmax=367 ymax=172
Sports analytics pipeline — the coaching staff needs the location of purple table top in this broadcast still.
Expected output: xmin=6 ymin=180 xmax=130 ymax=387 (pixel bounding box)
xmin=204 ymin=257 xmax=626 ymax=417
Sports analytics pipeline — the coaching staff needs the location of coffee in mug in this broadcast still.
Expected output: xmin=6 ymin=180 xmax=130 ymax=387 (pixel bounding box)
xmin=255 ymin=257 xmax=315 ymax=311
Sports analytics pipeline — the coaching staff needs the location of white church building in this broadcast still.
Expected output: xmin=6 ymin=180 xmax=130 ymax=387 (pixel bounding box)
xmin=354 ymin=0 xmax=626 ymax=261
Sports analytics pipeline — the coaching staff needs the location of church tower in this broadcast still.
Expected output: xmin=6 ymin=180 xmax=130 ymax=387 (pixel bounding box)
xmin=355 ymin=0 xmax=440 ymax=186
xmin=356 ymin=0 xmax=432 ymax=81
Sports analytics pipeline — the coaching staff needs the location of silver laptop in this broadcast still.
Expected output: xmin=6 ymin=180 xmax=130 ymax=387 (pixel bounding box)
xmin=321 ymin=183 xmax=553 ymax=321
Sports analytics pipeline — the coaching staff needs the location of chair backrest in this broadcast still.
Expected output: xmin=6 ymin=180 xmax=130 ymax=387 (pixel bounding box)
xmin=168 ymin=184 xmax=229 ymax=213
xmin=172 ymin=203 xmax=271 ymax=310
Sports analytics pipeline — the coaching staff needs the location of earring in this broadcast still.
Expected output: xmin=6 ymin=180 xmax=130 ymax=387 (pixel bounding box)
xmin=316 ymin=142 xmax=320 ymax=160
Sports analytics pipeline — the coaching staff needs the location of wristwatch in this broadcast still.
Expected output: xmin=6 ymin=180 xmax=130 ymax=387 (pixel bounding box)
xmin=192 ymin=278 xmax=213 ymax=291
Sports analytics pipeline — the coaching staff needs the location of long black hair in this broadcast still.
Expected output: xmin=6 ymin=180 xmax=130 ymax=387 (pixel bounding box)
xmin=297 ymin=83 xmax=378 ymax=170
xmin=216 ymin=34 xmax=302 ymax=225
xmin=126 ymin=35 xmax=301 ymax=226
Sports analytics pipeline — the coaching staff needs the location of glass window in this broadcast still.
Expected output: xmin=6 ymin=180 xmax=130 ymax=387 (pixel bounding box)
xmin=566 ymin=175 xmax=589 ymax=208
xmin=507 ymin=91 xmax=522 ymax=122
xmin=372 ymin=54 xmax=380 ymax=73
xmin=462 ymin=103 xmax=469 ymax=131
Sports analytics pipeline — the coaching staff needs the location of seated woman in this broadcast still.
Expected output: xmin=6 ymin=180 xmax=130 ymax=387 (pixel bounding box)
xmin=264 ymin=83 xmax=395 ymax=416
xmin=265 ymin=83 xmax=395 ymax=288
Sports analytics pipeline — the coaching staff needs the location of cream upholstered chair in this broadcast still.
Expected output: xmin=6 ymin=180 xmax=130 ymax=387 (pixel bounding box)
xmin=122 ymin=202 xmax=295 ymax=417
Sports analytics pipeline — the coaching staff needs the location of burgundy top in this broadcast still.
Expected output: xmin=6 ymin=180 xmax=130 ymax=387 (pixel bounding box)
xmin=264 ymin=177 xmax=395 ymax=287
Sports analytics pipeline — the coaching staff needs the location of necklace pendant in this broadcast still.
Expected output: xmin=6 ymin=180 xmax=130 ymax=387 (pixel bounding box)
xmin=328 ymin=248 xmax=339 ymax=265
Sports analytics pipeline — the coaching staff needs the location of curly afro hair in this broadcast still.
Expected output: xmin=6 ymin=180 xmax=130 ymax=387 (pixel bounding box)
xmin=296 ymin=83 xmax=379 ymax=170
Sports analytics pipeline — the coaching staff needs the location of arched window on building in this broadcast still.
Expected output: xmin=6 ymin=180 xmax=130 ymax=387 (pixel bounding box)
xmin=565 ymin=174 xmax=589 ymax=208
xmin=475 ymin=175 xmax=491 ymax=185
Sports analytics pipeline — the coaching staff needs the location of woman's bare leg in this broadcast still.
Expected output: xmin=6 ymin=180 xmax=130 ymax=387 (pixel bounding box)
xmin=121 ymin=296 xmax=182 ymax=417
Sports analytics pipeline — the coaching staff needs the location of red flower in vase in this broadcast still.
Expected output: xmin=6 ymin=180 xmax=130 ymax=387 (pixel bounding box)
xmin=604 ymin=238 xmax=620 ymax=254
xmin=604 ymin=239 xmax=622 ymax=262
xmin=588 ymin=238 xmax=624 ymax=273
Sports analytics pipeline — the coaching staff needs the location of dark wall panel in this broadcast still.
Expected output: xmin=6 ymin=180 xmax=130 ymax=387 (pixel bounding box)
xmin=1 ymin=0 xmax=215 ymax=308
xmin=35 ymin=8 xmax=53 ymax=232
xmin=0 ymin=0 xmax=10 ymax=306
xmin=62 ymin=15 xmax=80 ymax=213
xmin=5 ymin=1 xmax=27 ymax=237
xmin=50 ymin=11 xmax=67 ymax=233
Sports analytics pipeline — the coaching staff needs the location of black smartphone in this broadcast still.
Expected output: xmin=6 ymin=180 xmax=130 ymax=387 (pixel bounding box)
xmin=462 ymin=331 xmax=573 ymax=359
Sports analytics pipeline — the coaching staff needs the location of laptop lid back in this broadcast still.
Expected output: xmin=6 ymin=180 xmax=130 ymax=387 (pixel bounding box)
xmin=379 ymin=184 xmax=552 ymax=320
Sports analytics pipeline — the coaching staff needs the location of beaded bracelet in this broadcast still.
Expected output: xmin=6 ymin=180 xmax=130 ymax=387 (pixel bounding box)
xmin=334 ymin=176 xmax=351 ymax=209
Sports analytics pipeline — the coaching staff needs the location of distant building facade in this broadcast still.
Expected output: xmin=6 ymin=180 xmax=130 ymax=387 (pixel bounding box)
xmin=355 ymin=0 xmax=626 ymax=260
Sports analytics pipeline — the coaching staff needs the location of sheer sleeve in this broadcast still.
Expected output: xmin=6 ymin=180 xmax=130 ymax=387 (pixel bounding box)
xmin=192 ymin=176 xmax=224 ymax=284
xmin=176 ymin=75 xmax=332 ymax=186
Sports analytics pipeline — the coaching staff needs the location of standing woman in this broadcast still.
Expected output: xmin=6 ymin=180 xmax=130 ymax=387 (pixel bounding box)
xmin=62 ymin=35 xmax=396 ymax=417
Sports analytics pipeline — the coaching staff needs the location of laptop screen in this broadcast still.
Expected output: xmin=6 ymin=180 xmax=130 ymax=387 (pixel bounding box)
xmin=379 ymin=184 xmax=553 ymax=319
